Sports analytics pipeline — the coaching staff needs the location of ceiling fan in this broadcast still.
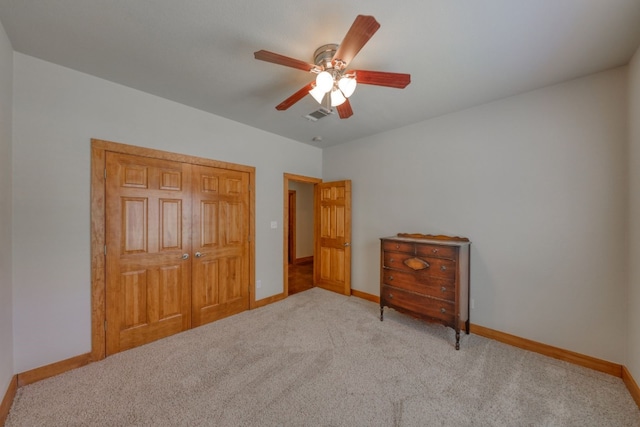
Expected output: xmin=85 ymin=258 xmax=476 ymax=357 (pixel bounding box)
xmin=254 ymin=15 xmax=411 ymax=119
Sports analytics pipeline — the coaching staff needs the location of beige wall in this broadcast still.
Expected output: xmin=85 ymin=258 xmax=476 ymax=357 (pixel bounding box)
xmin=0 ymin=18 xmax=13 ymax=396
xmin=628 ymin=45 xmax=640 ymax=380
xmin=323 ymin=68 xmax=629 ymax=363
xmin=11 ymin=53 xmax=322 ymax=372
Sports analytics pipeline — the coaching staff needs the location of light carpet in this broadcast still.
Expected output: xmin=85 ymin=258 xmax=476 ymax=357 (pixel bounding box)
xmin=7 ymin=288 xmax=640 ymax=426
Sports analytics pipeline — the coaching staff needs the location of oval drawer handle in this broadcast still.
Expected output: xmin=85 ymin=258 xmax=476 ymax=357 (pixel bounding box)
xmin=441 ymin=286 xmax=446 ymax=292
xmin=389 ymin=258 xmax=394 ymax=262
xmin=388 ymin=293 xmax=393 ymax=299
xmin=388 ymin=275 xmax=394 ymax=281
xmin=440 ymin=307 xmax=446 ymax=314
xmin=432 ymin=248 xmax=439 ymax=253
xmin=440 ymin=265 xmax=447 ymax=271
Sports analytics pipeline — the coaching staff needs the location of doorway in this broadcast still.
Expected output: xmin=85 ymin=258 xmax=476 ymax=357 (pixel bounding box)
xmin=283 ymin=174 xmax=352 ymax=297
xmin=283 ymin=174 xmax=321 ymax=296
xmin=287 ymin=182 xmax=314 ymax=295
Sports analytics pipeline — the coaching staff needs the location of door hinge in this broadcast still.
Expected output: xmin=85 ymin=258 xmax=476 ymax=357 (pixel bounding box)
xmin=104 ymin=245 xmax=107 ymax=255
xmin=104 ymin=169 xmax=107 ymax=179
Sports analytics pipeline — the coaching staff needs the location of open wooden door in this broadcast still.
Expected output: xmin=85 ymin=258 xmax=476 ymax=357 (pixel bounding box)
xmin=314 ymin=180 xmax=352 ymax=295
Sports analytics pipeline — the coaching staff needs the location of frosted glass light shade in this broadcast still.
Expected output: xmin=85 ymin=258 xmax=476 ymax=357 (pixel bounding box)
xmin=330 ymin=89 xmax=346 ymax=107
xmin=309 ymin=85 xmax=326 ymax=104
xmin=338 ymin=76 xmax=357 ymax=98
xmin=315 ymin=71 xmax=334 ymax=93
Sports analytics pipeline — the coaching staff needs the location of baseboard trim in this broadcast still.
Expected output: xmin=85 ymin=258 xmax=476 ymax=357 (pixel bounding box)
xmin=0 ymin=375 xmax=17 ymax=426
xmin=470 ymin=324 xmax=622 ymax=377
xmin=17 ymin=353 xmax=91 ymax=387
xmin=623 ymin=366 xmax=640 ymax=409
xmin=254 ymin=292 xmax=286 ymax=309
xmin=349 ymin=291 xmax=626 ymax=380
xmin=351 ymin=289 xmax=380 ymax=303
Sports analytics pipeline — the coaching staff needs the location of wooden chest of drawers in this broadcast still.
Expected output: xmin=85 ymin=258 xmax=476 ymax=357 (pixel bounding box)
xmin=380 ymin=233 xmax=471 ymax=349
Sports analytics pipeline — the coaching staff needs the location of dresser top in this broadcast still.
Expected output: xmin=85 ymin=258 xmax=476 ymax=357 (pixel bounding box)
xmin=381 ymin=234 xmax=471 ymax=247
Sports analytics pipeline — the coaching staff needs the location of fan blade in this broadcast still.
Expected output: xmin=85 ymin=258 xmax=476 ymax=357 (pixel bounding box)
xmin=332 ymin=15 xmax=380 ymax=67
xmin=336 ymin=99 xmax=353 ymax=119
xmin=254 ymin=50 xmax=318 ymax=72
xmin=276 ymin=82 xmax=315 ymax=111
xmin=352 ymin=70 xmax=411 ymax=88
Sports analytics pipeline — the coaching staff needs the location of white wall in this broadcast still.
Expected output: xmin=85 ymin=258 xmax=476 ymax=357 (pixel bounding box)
xmin=289 ymin=181 xmax=314 ymax=259
xmin=12 ymin=53 xmax=322 ymax=372
xmin=323 ymin=68 xmax=629 ymax=363
xmin=0 ymin=18 xmax=13 ymax=395
xmin=628 ymin=46 xmax=640 ymax=380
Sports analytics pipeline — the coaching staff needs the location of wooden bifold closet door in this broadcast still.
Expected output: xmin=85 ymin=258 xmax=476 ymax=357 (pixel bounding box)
xmin=105 ymin=152 xmax=250 ymax=355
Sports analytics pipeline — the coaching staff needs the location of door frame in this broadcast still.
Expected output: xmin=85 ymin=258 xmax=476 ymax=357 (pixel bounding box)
xmin=288 ymin=190 xmax=296 ymax=264
xmin=283 ymin=173 xmax=322 ymax=296
xmin=91 ymin=139 xmax=256 ymax=362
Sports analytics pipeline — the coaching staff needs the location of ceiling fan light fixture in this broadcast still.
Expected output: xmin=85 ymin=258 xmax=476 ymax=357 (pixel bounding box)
xmin=338 ymin=76 xmax=357 ymax=98
xmin=315 ymin=71 xmax=334 ymax=93
xmin=330 ymin=88 xmax=347 ymax=107
xmin=309 ymin=85 xmax=326 ymax=104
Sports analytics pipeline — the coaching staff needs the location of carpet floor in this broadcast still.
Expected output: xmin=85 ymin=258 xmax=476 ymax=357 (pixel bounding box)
xmin=7 ymin=287 xmax=640 ymax=426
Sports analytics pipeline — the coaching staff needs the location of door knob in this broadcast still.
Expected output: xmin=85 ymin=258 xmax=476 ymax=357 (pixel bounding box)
xmin=344 ymin=242 xmax=351 ymax=247
xmin=195 ymin=251 xmax=204 ymax=258
xmin=181 ymin=253 xmax=189 ymax=260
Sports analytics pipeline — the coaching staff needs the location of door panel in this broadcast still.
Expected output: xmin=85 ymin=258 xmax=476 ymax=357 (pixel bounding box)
xmin=315 ymin=180 xmax=351 ymax=295
xmin=191 ymin=165 xmax=250 ymax=326
xmin=105 ymin=152 xmax=192 ymax=355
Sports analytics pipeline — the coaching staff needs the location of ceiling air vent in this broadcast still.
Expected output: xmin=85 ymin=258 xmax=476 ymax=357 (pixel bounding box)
xmin=303 ymin=107 xmax=333 ymax=122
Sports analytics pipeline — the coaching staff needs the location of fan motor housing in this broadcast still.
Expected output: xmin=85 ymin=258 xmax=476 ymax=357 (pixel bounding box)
xmin=314 ymin=43 xmax=338 ymax=69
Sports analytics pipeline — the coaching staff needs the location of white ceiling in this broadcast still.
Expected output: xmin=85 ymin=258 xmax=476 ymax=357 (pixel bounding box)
xmin=1 ymin=1 xmax=640 ymax=148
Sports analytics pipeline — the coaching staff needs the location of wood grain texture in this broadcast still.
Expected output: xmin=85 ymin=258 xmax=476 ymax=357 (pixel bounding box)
xmin=397 ymin=233 xmax=470 ymax=242
xmin=254 ymin=50 xmax=317 ymax=72
xmin=91 ymin=139 xmax=256 ymax=359
xmin=0 ymin=375 xmax=17 ymax=426
xmin=17 ymin=353 xmax=91 ymax=387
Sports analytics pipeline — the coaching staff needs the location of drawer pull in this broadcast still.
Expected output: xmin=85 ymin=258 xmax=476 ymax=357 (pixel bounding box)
xmin=432 ymin=248 xmax=438 ymax=253
xmin=388 ymin=293 xmax=393 ymax=299
xmin=440 ymin=265 xmax=447 ymax=271
xmin=395 ymin=244 xmax=400 ymax=249
xmin=388 ymin=275 xmax=394 ymax=281
xmin=389 ymin=258 xmax=395 ymax=263
xmin=440 ymin=307 xmax=446 ymax=314
xmin=441 ymin=286 xmax=447 ymax=292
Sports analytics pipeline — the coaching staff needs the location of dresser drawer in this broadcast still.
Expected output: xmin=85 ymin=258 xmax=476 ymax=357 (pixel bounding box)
xmin=382 ymin=252 xmax=456 ymax=279
xmin=381 ymin=269 xmax=455 ymax=302
xmin=381 ymin=285 xmax=455 ymax=325
xmin=382 ymin=240 xmax=415 ymax=254
xmin=415 ymin=244 xmax=457 ymax=260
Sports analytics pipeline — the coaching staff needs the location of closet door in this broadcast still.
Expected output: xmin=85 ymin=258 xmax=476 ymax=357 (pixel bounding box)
xmin=191 ymin=165 xmax=250 ymax=326
xmin=105 ymin=152 xmax=192 ymax=355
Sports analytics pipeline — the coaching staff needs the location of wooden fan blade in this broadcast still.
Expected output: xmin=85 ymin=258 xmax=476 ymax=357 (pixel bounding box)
xmin=254 ymin=50 xmax=318 ymax=72
xmin=352 ymin=70 xmax=411 ymax=88
xmin=336 ymin=99 xmax=353 ymax=119
xmin=332 ymin=15 xmax=380 ymax=67
xmin=276 ymin=82 xmax=315 ymax=111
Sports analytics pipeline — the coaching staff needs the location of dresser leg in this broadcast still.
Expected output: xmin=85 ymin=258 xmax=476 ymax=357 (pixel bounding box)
xmin=455 ymin=330 xmax=460 ymax=350
xmin=380 ymin=306 xmax=384 ymax=321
